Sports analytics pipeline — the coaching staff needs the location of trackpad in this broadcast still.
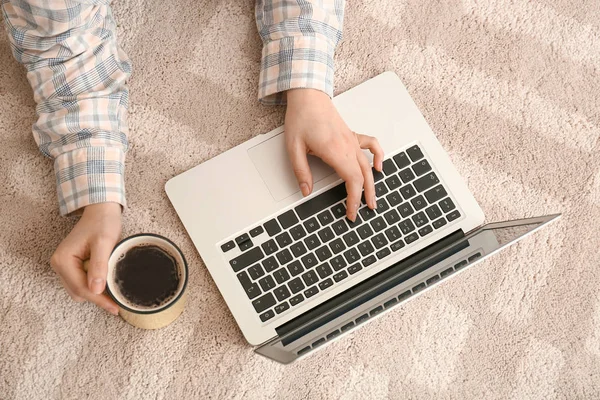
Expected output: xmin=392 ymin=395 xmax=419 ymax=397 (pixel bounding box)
xmin=248 ymin=132 xmax=336 ymax=201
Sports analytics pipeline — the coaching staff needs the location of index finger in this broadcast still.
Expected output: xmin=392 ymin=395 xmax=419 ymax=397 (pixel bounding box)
xmin=323 ymin=151 xmax=364 ymax=222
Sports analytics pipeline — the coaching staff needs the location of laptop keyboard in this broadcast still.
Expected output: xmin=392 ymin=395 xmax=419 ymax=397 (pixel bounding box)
xmin=220 ymin=144 xmax=463 ymax=323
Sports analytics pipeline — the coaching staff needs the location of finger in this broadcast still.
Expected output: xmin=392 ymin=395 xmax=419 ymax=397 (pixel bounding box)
xmin=87 ymin=238 xmax=115 ymax=295
xmin=287 ymin=139 xmax=314 ymax=196
xmin=59 ymin=276 xmax=85 ymax=303
xmin=324 ymin=151 xmax=364 ymax=222
xmin=356 ymin=149 xmax=377 ymax=209
xmin=356 ymin=133 xmax=384 ymax=172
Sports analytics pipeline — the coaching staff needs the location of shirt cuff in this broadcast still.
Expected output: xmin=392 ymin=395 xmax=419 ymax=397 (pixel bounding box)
xmin=54 ymin=146 xmax=126 ymax=216
xmin=258 ymin=35 xmax=335 ymax=105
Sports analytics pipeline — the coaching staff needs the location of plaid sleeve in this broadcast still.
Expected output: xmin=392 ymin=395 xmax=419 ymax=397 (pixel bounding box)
xmin=1 ymin=0 xmax=131 ymax=216
xmin=255 ymin=0 xmax=345 ymax=105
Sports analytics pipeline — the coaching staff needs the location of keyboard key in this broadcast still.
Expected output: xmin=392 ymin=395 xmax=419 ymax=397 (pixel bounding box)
xmin=278 ymin=210 xmax=299 ymax=230
xmin=410 ymin=195 xmax=427 ymax=211
xmin=273 ymin=268 xmax=290 ymax=284
xmin=399 ymin=219 xmax=416 ymax=235
xmin=362 ymin=255 xmax=377 ymax=267
xmin=304 ymin=234 xmax=321 ymax=251
xmin=276 ymin=248 xmax=293 ymax=265
xmin=412 ymin=282 xmax=426 ymax=293
xmin=405 ymin=232 xmax=419 ymax=244
xmin=304 ymin=286 xmax=319 ymax=298
xmin=348 ymin=263 xmax=362 ymax=275
xmin=406 ymin=145 xmax=424 ymax=161
xmin=399 ymin=167 xmax=416 ymax=183
xmin=301 ymin=253 xmax=319 ymax=269
xmin=440 ymin=267 xmax=454 ymax=277
xmin=248 ymin=264 xmax=265 ymax=280
xmin=418 ymin=225 xmax=433 ymax=237
xmin=302 ymin=270 xmax=319 ymax=286
xmin=289 ymin=224 xmax=307 ymax=241
xmin=376 ymin=247 xmax=391 ymax=259
xmin=274 ymin=286 xmax=291 ymax=301
xmin=235 ymin=233 xmax=250 ymax=245
xmin=390 ymin=240 xmax=405 ymax=252
xmin=426 ymin=275 xmax=440 ymax=285
xmin=238 ymin=239 xmax=253 ymax=251
xmin=289 ymin=294 xmax=305 ymax=306
xmin=343 ymin=231 xmax=360 ymax=247
xmin=398 ymin=202 xmax=415 ymax=218
xmin=304 ymin=217 xmax=320 ymax=233
xmin=330 ymin=255 xmax=347 ymax=271
xmin=261 ymin=239 xmax=278 ymax=256
xmin=383 ymin=209 xmax=401 ymax=227
xmin=432 ymin=217 xmax=447 ymax=229
xmin=317 ymin=210 xmax=335 ymax=226
xmin=370 ymin=306 xmax=383 ymax=316
xmin=295 ymin=182 xmax=347 ymax=220
xmin=250 ymin=226 xmax=264 ymax=237
xmin=333 ymin=270 xmax=348 ymax=282
xmin=259 ymin=275 xmax=276 ymax=291
xmin=399 ymin=184 xmax=417 ymax=200
xmin=393 ymin=151 xmax=410 ymax=169
xmin=370 ymin=216 xmax=387 ymax=232
xmin=331 ymin=203 xmax=347 ymax=219
xmin=230 ymin=247 xmax=264 ymax=272
xmin=319 ymin=278 xmax=333 ymax=290
xmin=424 ymin=185 xmax=447 ymax=203
xmin=346 ymin=214 xmax=362 ymax=229
xmin=221 ymin=241 xmax=235 ymax=253
xmin=385 ymin=175 xmax=402 ymax=191
xmin=386 ymin=190 xmax=403 ymax=207
xmin=274 ymin=302 xmax=290 ymax=314
xmin=358 ymin=241 xmax=375 ymax=256
xmin=287 ymin=260 xmax=304 ymax=277
xmin=252 ymin=293 xmax=276 ymax=313
xmin=290 ymin=241 xmax=308 ymax=258
xmin=413 ymin=160 xmax=432 ymax=177
xmin=332 ymin=220 xmax=348 ymax=235
xmin=288 ymin=277 xmax=305 ymax=294
xmin=371 ymin=233 xmax=388 ymax=249
xmin=264 ymin=219 xmax=282 ymax=236
xmin=413 ymin=172 xmax=439 ymax=192
xmin=359 ymin=207 xmax=377 ymax=221
xmin=317 ymin=226 xmax=335 ymax=243
xmin=315 ymin=245 xmax=333 ymax=262
xmin=372 ymin=166 xmax=384 ymax=182
xmin=425 ymin=204 xmax=442 ymax=220
xmin=455 ymin=260 xmax=468 ymax=270
xmin=382 ymin=159 xmax=398 ymax=175
xmin=341 ymin=321 xmax=355 ymax=332
xmin=384 ymin=298 xmax=397 ymax=308
xmin=275 ymin=231 xmax=292 ymax=248
xmin=316 ymin=263 xmax=333 ymax=279
xmin=262 ymin=256 xmax=279 ymax=272
xmin=357 ymin=223 xmax=374 ymax=240
xmin=412 ymin=211 xmax=428 ymax=227
xmin=385 ymin=226 xmax=402 ymax=242
xmin=237 ymin=271 xmax=262 ymax=299
xmin=447 ymin=210 xmax=461 ymax=221
xmin=468 ymin=252 xmax=482 ymax=262
xmin=344 ymin=248 xmax=361 ymax=264
xmin=329 ymin=238 xmax=346 ymax=254
xmin=375 ymin=181 xmax=389 ymax=197
xmin=439 ymin=197 xmax=456 ymax=212
xmin=375 ymin=197 xmax=390 ymax=213
xmin=260 ymin=310 xmax=275 ymax=322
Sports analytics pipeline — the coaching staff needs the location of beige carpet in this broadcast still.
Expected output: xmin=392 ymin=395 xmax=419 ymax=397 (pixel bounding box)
xmin=1 ymin=0 xmax=600 ymax=398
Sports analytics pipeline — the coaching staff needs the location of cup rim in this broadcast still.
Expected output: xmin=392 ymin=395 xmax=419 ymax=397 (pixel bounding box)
xmin=105 ymin=233 xmax=189 ymax=315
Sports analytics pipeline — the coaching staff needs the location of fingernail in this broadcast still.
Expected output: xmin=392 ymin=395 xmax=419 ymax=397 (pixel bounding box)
xmin=372 ymin=196 xmax=377 ymax=209
xmin=91 ymin=278 xmax=104 ymax=295
xmin=378 ymin=161 xmax=383 ymax=171
xmin=300 ymin=183 xmax=310 ymax=197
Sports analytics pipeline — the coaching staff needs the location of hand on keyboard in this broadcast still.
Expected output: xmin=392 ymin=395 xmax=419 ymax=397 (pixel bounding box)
xmin=285 ymin=88 xmax=384 ymax=222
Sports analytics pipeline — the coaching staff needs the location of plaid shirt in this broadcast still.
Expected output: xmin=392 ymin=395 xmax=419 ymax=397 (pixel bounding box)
xmin=1 ymin=0 xmax=345 ymax=216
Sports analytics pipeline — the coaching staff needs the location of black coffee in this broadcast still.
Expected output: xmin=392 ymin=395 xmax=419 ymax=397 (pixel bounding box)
xmin=114 ymin=245 xmax=180 ymax=308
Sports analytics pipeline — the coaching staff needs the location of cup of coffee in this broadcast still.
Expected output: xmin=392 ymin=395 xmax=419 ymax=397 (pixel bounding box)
xmin=104 ymin=234 xmax=189 ymax=329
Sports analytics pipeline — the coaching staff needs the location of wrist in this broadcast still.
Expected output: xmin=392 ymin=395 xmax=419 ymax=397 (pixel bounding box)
xmin=286 ymin=88 xmax=330 ymax=106
xmin=83 ymin=202 xmax=122 ymax=218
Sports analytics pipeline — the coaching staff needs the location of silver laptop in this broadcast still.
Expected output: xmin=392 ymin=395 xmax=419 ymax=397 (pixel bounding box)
xmin=165 ymin=72 xmax=560 ymax=364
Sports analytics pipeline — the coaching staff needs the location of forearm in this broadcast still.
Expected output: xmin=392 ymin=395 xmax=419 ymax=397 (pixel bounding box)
xmin=2 ymin=0 xmax=131 ymax=215
xmin=255 ymin=0 xmax=345 ymax=104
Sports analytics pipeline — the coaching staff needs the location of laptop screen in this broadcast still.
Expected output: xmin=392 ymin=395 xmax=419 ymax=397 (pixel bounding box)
xmin=255 ymin=214 xmax=561 ymax=364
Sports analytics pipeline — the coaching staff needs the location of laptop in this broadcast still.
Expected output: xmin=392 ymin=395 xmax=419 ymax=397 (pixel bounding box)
xmin=165 ymin=71 xmax=560 ymax=364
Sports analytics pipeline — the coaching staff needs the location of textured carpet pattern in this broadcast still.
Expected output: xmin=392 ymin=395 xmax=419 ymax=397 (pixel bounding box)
xmin=1 ymin=0 xmax=599 ymax=399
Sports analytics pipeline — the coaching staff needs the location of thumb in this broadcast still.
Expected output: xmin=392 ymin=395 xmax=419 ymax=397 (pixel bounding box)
xmin=288 ymin=141 xmax=314 ymax=197
xmin=87 ymin=238 xmax=115 ymax=295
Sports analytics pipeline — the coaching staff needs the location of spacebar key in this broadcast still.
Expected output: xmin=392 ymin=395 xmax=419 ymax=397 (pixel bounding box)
xmin=295 ymin=182 xmax=347 ymax=220
xmin=229 ymin=247 xmax=264 ymax=272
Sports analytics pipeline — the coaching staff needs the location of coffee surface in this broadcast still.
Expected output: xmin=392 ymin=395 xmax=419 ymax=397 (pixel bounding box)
xmin=114 ymin=245 xmax=180 ymax=308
